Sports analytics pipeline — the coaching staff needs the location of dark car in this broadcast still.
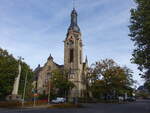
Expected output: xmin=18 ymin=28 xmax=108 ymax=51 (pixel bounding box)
xmin=127 ymin=97 xmax=136 ymax=102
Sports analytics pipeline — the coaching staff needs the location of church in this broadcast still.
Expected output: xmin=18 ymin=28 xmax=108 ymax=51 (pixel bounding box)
xmin=34 ymin=8 xmax=88 ymax=98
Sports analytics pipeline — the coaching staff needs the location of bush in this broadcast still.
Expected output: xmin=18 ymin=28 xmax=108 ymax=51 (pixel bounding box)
xmin=0 ymin=101 xmax=21 ymax=108
xmin=0 ymin=99 xmax=49 ymax=108
xmin=48 ymin=103 xmax=83 ymax=109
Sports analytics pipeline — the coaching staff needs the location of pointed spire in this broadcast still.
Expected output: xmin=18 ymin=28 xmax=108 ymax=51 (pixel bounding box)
xmin=34 ymin=64 xmax=41 ymax=72
xmin=85 ymin=56 xmax=88 ymax=63
xmin=48 ymin=54 xmax=53 ymax=61
xmin=68 ymin=1 xmax=80 ymax=33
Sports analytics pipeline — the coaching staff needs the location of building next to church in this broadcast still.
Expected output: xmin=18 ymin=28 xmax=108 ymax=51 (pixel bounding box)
xmin=34 ymin=8 xmax=88 ymax=98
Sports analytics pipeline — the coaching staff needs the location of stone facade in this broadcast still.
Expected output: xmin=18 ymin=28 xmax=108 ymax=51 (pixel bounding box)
xmin=34 ymin=8 xmax=88 ymax=97
xmin=34 ymin=55 xmax=63 ymax=94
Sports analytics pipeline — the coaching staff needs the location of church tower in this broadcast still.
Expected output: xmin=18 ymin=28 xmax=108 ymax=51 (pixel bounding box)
xmin=64 ymin=8 xmax=85 ymax=97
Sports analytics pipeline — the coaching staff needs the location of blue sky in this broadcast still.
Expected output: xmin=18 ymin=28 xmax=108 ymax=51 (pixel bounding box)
xmin=0 ymin=0 xmax=144 ymax=86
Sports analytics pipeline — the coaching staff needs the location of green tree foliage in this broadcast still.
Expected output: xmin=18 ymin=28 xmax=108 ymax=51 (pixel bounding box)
xmin=51 ymin=69 xmax=75 ymax=97
xmin=19 ymin=63 xmax=34 ymax=99
xmin=144 ymin=81 xmax=150 ymax=92
xmin=0 ymin=48 xmax=33 ymax=100
xmin=129 ymin=0 xmax=150 ymax=90
xmin=89 ymin=59 xmax=134 ymax=99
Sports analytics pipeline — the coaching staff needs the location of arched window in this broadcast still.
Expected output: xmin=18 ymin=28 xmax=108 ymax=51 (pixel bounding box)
xmin=70 ymin=49 xmax=74 ymax=63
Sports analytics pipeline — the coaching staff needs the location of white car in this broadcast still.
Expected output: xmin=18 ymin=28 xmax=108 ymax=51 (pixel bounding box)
xmin=118 ymin=96 xmax=124 ymax=102
xmin=51 ymin=97 xmax=66 ymax=104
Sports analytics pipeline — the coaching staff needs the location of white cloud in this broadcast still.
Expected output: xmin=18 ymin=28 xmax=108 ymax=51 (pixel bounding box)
xmin=0 ymin=0 xmax=143 ymax=86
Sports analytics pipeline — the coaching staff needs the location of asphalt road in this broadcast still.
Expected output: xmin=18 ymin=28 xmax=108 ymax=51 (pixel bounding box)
xmin=0 ymin=99 xmax=150 ymax=113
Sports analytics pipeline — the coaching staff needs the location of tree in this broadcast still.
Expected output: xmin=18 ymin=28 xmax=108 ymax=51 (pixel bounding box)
xmin=51 ymin=69 xmax=75 ymax=98
xmin=144 ymin=81 xmax=150 ymax=92
xmin=89 ymin=59 xmax=134 ymax=100
xmin=0 ymin=48 xmax=33 ymax=100
xmin=129 ymin=0 xmax=150 ymax=91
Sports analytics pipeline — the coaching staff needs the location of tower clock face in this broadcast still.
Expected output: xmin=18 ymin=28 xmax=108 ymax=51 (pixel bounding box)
xmin=67 ymin=36 xmax=74 ymax=45
xmin=74 ymin=34 xmax=78 ymax=38
xmin=69 ymin=40 xmax=74 ymax=45
xmin=66 ymin=42 xmax=69 ymax=45
xmin=66 ymin=40 xmax=74 ymax=46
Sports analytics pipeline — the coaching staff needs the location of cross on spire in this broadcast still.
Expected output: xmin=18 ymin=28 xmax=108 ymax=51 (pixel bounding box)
xmin=73 ymin=0 xmax=76 ymax=9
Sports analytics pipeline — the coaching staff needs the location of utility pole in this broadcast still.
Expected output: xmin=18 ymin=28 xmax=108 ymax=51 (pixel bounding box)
xmin=33 ymin=95 xmax=36 ymax=107
xmin=33 ymin=89 xmax=37 ymax=107
xmin=47 ymin=73 xmax=51 ymax=104
xmin=22 ymin=71 xmax=28 ymax=107
xmin=48 ymin=79 xmax=51 ymax=104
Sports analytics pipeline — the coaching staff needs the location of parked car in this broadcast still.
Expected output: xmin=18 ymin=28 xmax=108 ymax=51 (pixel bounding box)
xmin=127 ymin=97 xmax=136 ymax=102
xmin=118 ymin=96 xmax=124 ymax=102
xmin=51 ymin=97 xmax=66 ymax=104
